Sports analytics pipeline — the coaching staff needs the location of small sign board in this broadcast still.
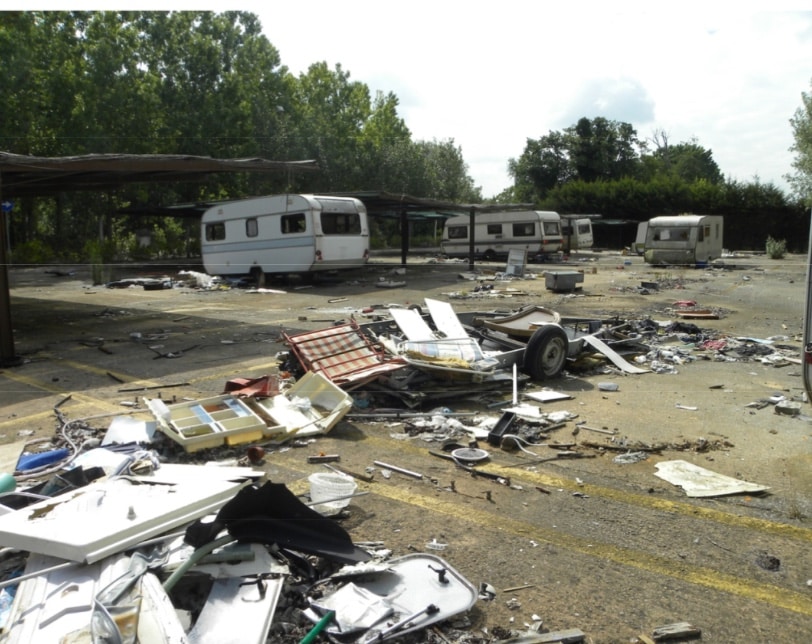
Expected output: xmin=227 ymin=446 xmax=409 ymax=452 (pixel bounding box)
xmin=505 ymin=249 xmax=527 ymax=276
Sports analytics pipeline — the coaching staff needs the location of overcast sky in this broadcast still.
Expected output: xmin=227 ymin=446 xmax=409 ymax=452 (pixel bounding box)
xmin=255 ymin=1 xmax=812 ymax=198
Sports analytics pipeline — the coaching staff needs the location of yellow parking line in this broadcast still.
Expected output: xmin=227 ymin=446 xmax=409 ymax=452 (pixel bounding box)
xmin=367 ymin=482 xmax=812 ymax=617
xmin=1 ymin=370 xmax=71 ymax=396
xmin=59 ymin=360 xmax=143 ymax=386
xmin=0 ymin=408 xmax=54 ymax=430
xmin=359 ymin=435 xmax=812 ymax=544
xmin=484 ymin=462 xmax=812 ymax=544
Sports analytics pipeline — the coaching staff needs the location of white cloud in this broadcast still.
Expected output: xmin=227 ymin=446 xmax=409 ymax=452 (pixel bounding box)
xmin=254 ymin=1 xmax=812 ymax=197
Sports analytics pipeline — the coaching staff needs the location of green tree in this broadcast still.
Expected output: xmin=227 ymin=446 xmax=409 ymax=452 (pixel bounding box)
xmin=410 ymin=139 xmax=480 ymax=202
xmin=508 ymin=117 xmax=642 ymax=201
xmin=508 ymin=132 xmax=572 ymax=202
xmin=788 ymin=79 xmax=812 ymax=203
xmin=357 ymin=90 xmax=413 ymax=193
xmin=645 ymin=130 xmax=723 ymax=184
xmin=568 ymin=117 xmax=640 ymax=182
xmin=289 ymin=61 xmax=372 ymax=191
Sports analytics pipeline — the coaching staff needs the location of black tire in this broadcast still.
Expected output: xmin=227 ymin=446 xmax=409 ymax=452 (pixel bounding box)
xmin=483 ymin=249 xmax=496 ymax=262
xmin=522 ymin=324 xmax=568 ymax=380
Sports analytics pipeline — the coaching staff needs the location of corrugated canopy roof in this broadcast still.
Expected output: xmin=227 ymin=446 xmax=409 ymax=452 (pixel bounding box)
xmin=0 ymin=152 xmax=319 ymax=199
xmin=117 ymin=191 xmax=536 ymax=221
xmin=330 ymin=191 xmax=533 ymax=218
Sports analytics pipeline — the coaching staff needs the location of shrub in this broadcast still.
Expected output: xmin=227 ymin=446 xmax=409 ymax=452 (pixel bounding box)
xmin=10 ymin=239 xmax=55 ymax=265
xmin=765 ymin=236 xmax=787 ymax=259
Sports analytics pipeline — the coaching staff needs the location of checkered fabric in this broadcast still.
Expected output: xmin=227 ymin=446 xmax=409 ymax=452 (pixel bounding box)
xmin=283 ymin=321 xmax=406 ymax=388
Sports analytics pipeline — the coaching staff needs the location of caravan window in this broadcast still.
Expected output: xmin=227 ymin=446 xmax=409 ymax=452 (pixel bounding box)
xmin=699 ymin=225 xmax=710 ymax=241
xmin=205 ymin=223 xmax=226 ymax=241
xmin=246 ymin=218 xmax=258 ymax=238
xmin=281 ymin=213 xmax=306 ymax=234
xmin=543 ymin=221 xmax=560 ymax=235
xmin=512 ymin=222 xmax=535 ymax=237
xmin=653 ymin=226 xmax=691 ymax=241
xmin=321 ymin=211 xmax=362 ymax=235
xmin=486 ymin=223 xmax=502 ymax=235
xmin=577 ymin=222 xmax=591 ymax=235
xmin=447 ymin=225 xmax=468 ymax=240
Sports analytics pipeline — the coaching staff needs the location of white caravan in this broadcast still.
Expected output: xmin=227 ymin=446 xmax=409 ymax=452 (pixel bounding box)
xmin=200 ymin=194 xmax=369 ymax=280
xmin=440 ymin=210 xmax=563 ymax=261
xmin=643 ymin=214 xmax=723 ymax=266
xmin=560 ymin=216 xmax=594 ymax=252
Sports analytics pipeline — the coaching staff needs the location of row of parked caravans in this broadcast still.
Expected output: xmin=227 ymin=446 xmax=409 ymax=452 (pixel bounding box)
xmin=439 ymin=211 xmax=723 ymax=266
xmin=439 ymin=211 xmax=594 ymax=261
xmin=197 ymin=193 xmax=722 ymax=281
xmin=199 ymin=198 xmax=596 ymax=280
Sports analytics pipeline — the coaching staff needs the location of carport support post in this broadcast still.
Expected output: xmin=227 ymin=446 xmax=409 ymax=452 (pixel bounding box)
xmin=400 ymin=207 xmax=408 ymax=265
xmin=0 ymin=181 xmax=18 ymax=366
xmin=468 ymin=206 xmax=476 ymax=272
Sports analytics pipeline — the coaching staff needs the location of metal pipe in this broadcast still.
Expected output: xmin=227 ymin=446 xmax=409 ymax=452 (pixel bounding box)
xmin=373 ymin=460 xmax=423 ymax=479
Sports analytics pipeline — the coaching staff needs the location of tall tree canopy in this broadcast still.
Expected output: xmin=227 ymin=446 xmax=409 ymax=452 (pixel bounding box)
xmin=510 ymin=117 xmax=727 ymax=204
xmin=0 ymin=10 xmax=481 ymax=261
xmin=789 ymin=79 xmax=812 ymax=204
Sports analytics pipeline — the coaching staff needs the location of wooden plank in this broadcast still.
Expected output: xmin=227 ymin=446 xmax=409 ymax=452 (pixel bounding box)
xmin=534 ymin=628 xmax=586 ymax=643
xmin=651 ymin=621 xmax=702 ymax=640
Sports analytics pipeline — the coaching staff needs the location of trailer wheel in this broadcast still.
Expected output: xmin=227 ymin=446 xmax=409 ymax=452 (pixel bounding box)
xmin=523 ymin=324 xmax=568 ymax=380
xmin=483 ymin=249 xmax=496 ymax=262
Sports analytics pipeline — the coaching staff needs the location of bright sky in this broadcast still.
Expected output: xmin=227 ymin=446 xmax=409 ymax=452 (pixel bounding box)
xmin=27 ymin=2 xmax=812 ymax=198
xmin=254 ymin=1 xmax=812 ymax=198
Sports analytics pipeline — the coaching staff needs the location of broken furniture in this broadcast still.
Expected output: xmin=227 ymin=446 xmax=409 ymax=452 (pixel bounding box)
xmin=283 ymin=319 xmax=407 ymax=389
xmin=248 ymin=371 xmax=353 ymax=439
xmin=0 ymin=469 xmax=392 ymax=644
xmin=146 ymin=394 xmax=277 ymax=452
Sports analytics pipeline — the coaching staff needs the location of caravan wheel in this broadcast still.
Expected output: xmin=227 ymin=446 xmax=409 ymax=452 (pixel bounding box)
xmin=522 ymin=324 xmax=568 ymax=380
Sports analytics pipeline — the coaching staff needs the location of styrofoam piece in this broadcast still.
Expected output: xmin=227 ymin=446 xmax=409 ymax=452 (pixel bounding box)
xmin=654 ymin=460 xmax=769 ymax=497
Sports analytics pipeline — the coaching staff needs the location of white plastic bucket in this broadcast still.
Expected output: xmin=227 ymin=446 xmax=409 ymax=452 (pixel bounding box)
xmin=308 ymin=472 xmax=357 ymax=514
